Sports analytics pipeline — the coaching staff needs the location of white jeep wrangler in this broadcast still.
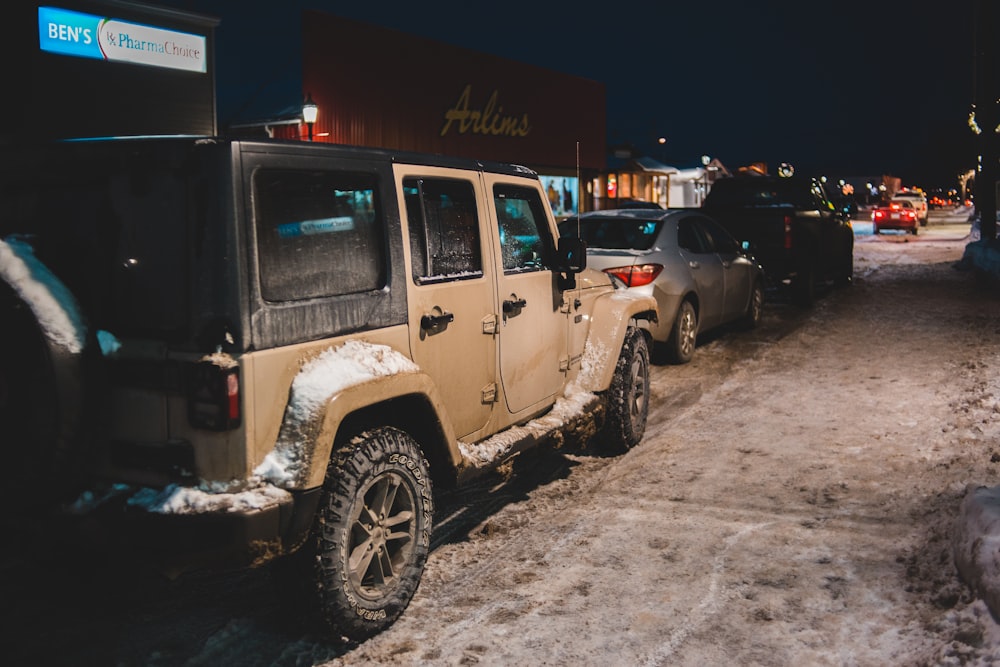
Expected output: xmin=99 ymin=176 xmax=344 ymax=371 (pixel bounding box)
xmin=0 ymin=137 xmax=657 ymax=640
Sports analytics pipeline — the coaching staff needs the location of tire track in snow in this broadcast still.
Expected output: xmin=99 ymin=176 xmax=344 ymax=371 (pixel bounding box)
xmin=640 ymin=521 xmax=772 ymax=667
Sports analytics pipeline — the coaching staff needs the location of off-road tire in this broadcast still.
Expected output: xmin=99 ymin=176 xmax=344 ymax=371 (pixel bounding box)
xmin=666 ymin=300 xmax=697 ymax=364
xmin=307 ymin=427 xmax=433 ymax=641
xmin=599 ymin=326 xmax=650 ymax=453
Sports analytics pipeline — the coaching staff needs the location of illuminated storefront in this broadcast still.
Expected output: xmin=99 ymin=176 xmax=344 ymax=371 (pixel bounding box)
xmin=6 ymin=1 xmax=217 ymax=142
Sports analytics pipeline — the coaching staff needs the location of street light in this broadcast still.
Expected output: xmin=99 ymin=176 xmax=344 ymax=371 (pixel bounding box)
xmin=302 ymin=93 xmax=318 ymax=141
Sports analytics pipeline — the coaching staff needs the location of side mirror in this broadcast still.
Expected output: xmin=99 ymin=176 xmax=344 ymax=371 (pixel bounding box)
xmin=555 ymin=236 xmax=587 ymax=274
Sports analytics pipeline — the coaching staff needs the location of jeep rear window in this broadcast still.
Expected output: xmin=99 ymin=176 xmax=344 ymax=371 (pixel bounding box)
xmin=254 ymin=169 xmax=385 ymax=301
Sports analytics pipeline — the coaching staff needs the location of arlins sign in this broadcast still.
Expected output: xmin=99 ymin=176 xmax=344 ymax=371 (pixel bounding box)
xmin=440 ymin=85 xmax=531 ymax=138
xmin=37 ymin=6 xmax=206 ymax=73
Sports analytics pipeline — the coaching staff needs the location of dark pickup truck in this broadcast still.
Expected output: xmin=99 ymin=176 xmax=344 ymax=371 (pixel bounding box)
xmin=702 ymin=175 xmax=854 ymax=304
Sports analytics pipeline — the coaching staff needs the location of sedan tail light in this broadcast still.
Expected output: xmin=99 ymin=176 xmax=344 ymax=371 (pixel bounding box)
xmin=603 ymin=263 xmax=663 ymax=287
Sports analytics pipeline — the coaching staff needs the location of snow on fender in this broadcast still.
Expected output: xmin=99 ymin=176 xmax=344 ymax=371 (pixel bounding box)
xmin=260 ymin=340 xmax=421 ymax=488
xmin=574 ymin=289 xmax=657 ymax=394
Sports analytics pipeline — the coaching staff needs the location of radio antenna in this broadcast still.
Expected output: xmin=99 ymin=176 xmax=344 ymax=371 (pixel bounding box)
xmin=574 ymin=141 xmax=581 ymax=236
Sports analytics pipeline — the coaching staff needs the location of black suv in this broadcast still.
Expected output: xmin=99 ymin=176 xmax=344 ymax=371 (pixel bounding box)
xmin=702 ymin=175 xmax=854 ymax=304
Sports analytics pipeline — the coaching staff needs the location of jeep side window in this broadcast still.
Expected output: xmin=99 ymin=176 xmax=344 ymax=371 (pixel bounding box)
xmin=403 ymin=177 xmax=482 ymax=284
xmin=494 ymin=184 xmax=554 ymax=272
xmin=254 ymin=169 xmax=385 ymax=302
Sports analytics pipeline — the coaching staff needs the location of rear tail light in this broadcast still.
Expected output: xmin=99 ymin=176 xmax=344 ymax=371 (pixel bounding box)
xmin=603 ymin=263 xmax=663 ymax=287
xmin=872 ymin=210 xmax=885 ymax=221
xmin=783 ymin=215 xmax=793 ymax=249
xmin=188 ymin=360 xmax=241 ymax=430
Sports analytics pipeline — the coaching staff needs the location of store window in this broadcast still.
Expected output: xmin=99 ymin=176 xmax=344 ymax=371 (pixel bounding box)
xmin=539 ymin=175 xmax=579 ymax=217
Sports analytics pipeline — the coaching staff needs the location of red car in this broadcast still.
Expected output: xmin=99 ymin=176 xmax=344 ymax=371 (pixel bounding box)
xmin=872 ymin=200 xmax=919 ymax=235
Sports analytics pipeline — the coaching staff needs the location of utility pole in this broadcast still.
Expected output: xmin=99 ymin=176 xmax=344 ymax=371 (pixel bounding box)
xmin=974 ymin=0 xmax=998 ymax=243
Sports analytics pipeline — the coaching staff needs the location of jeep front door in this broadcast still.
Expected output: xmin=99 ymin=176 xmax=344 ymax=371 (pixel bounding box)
xmin=487 ymin=179 xmax=567 ymax=416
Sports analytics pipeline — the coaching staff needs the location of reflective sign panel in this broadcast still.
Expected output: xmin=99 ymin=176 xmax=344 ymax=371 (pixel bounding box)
xmin=38 ymin=6 xmax=207 ymax=73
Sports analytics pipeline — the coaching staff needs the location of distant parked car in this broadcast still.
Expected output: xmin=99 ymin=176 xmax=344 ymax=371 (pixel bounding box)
xmin=559 ymin=209 xmax=764 ymax=364
xmin=701 ymin=174 xmax=854 ymax=306
xmin=891 ymin=190 xmax=929 ymax=226
xmin=872 ymin=200 xmax=920 ymax=235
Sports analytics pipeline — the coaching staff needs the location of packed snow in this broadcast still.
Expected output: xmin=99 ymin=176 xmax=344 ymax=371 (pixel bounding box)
xmin=11 ymin=207 xmax=1000 ymax=666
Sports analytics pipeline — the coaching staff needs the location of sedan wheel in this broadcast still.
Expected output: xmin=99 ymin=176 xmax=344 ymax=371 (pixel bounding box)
xmin=667 ymin=300 xmax=697 ymax=364
xmin=741 ymin=281 xmax=764 ymax=329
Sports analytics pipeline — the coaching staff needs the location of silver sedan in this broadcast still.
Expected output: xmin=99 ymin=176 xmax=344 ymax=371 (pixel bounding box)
xmin=559 ymin=208 xmax=765 ymax=364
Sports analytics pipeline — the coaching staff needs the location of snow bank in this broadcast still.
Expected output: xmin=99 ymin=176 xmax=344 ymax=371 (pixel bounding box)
xmin=953 ymin=485 xmax=1000 ymax=617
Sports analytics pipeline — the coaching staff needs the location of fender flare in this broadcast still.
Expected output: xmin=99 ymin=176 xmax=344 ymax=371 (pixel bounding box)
xmin=576 ymin=291 xmax=657 ymax=393
xmin=267 ymin=365 xmax=461 ymax=490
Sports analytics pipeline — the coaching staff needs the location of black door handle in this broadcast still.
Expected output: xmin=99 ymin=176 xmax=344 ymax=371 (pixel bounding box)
xmin=420 ymin=310 xmax=454 ymax=330
xmin=502 ymin=297 xmax=527 ymax=313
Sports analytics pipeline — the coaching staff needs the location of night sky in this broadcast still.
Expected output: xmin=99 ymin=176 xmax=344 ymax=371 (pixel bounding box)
xmin=160 ymin=0 xmax=982 ymax=190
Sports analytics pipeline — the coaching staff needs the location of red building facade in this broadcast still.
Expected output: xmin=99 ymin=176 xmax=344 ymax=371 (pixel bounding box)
xmin=269 ymin=11 xmax=606 ymax=216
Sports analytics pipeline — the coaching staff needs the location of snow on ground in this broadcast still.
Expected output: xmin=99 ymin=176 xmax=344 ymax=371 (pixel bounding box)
xmin=321 ymin=207 xmax=1000 ymax=666
xmin=9 ymin=206 xmax=1000 ymax=666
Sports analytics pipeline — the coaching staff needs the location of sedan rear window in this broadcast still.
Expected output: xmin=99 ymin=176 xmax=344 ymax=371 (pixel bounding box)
xmin=559 ymin=218 xmax=661 ymax=250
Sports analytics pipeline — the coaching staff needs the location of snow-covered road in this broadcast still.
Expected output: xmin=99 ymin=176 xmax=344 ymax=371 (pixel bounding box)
xmin=6 ymin=207 xmax=1000 ymax=666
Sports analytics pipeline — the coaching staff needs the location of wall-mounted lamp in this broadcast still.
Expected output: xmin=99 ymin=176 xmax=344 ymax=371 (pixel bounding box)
xmin=302 ymin=93 xmax=318 ymax=141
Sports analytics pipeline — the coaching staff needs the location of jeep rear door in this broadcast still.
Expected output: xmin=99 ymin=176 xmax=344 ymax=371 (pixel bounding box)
xmin=397 ymin=168 xmax=497 ymax=440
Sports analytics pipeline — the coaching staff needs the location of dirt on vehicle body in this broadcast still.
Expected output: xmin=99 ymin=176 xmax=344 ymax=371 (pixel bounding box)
xmin=0 ymin=136 xmax=656 ymax=641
